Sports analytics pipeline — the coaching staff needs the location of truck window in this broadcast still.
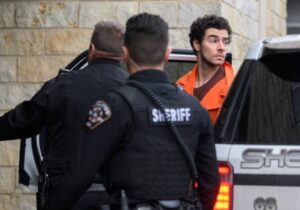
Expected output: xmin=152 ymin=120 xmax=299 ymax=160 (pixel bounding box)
xmin=235 ymin=52 xmax=300 ymax=145
xmin=165 ymin=61 xmax=195 ymax=82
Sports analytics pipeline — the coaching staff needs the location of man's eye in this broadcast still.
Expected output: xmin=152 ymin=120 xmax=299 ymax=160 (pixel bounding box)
xmin=224 ymin=40 xmax=230 ymax=45
xmin=209 ymin=38 xmax=218 ymax=43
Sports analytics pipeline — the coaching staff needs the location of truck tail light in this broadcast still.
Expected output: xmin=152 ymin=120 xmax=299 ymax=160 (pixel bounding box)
xmin=213 ymin=162 xmax=233 ymax=210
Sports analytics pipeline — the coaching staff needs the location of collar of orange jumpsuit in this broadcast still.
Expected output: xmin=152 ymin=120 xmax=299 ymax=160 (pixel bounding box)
xmin=176 ymin=61 xmax=235 ymax=124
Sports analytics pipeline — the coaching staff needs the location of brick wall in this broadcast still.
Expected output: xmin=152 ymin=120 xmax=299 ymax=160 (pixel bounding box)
xmin=0 ymin=0 xmax=287 ymax=209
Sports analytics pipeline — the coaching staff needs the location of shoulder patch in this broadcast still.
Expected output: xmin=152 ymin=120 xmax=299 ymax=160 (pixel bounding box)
xmin=86 ymin=100 xmax=112 ymax=130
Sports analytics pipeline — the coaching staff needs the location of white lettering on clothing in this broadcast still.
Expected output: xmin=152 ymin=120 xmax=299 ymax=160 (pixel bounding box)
xmin=151 ymin=108 xmax=191 ymax=123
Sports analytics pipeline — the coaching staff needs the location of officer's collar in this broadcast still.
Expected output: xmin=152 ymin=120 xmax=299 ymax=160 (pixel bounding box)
xmin=129 ymin=69 xmax=170 ymax=83
xmin=89 ymin=57 xmax=122 ymax=66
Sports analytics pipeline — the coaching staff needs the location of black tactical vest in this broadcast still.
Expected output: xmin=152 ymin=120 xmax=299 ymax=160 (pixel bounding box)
xmin=105 ymin=82 xmax=202 ymax=201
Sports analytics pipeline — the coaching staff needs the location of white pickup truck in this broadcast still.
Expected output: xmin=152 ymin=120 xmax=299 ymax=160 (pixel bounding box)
xmin=215 ymin=35 xmax=300 ymax=210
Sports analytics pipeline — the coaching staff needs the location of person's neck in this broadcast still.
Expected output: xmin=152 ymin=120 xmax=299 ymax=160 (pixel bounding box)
xmin=128 ymin=59 xmax=164 ymax=74
xmin=88 ymin=50 xmax=123 ymax=64
xmin=196 ymin=62 xmax=219 ymax=88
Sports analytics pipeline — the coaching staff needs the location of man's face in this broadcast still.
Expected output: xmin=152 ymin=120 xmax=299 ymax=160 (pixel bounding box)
xmin=195 ymin=28 xmax=229 ymax=67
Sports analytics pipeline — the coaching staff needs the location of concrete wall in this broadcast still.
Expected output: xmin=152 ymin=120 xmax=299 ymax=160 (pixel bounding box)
xmin=0 ymin=0 xmax=287 ymax=209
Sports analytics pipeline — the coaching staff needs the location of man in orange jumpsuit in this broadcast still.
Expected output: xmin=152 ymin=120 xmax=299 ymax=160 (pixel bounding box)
xmin=177 ymin=15 xmax=235 ymax=124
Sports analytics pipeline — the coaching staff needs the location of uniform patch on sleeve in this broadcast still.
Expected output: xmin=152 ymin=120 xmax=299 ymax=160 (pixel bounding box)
xmin=86 ymin=100 xmax=112 ymax=130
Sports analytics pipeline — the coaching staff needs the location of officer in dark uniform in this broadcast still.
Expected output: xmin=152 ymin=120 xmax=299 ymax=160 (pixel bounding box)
xmin=53 ymin=13 xmax=220 ymax=210
xmin=0 ymin=21 xmax=128 ymax=210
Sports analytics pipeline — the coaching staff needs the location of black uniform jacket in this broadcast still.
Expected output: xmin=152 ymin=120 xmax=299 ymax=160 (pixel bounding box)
xmin=54 ymin=70 xmax=220 ymax=210
xmin=0 ymin=58 xmax=128 ymax=209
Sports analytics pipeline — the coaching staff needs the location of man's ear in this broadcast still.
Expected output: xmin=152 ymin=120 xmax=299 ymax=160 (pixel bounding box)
xmin=192 ymin=39 xmax=201 ymax=52
xmin=122 ymin=46 xmax=128 ymax=60
xmin=88 ymin=43 xmax=96 ymax=57
xmin=164 ymin=47 xmax=172 ymax=61
xmin=89 ymin=43 xmax=96 ymax=52
xmin=88 ymin=43 xmax=96 ymax=63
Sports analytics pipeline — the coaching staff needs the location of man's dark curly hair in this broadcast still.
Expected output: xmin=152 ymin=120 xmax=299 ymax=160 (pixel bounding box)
xmin=189 ymin=15 xmax=232 ymax=49
xmin=125 ymin=12 xmax=169 ymax=66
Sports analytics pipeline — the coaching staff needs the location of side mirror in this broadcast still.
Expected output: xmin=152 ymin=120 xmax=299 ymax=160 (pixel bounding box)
xmin=225 ymin=52 xmax=232 ymax=64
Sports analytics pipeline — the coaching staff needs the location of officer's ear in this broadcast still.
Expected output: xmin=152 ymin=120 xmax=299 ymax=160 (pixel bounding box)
xmin=122 ymin=46 xmax=129 ymax=60
xmin=123 ymin=46 xmax=136 ymax=74
xmin=89 ymin=43 xmax=96 ymax=53
xmin=88 ymin=43 xmax=96 ymax=64
xmin=164 ymin=47 xmax=172 ymax=62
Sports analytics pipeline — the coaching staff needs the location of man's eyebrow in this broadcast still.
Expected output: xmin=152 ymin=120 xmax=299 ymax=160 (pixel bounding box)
xmin=207 ymin=34 xmax=219 ymax=38
xmin=207 ymin=34 xmax=229 ymax=40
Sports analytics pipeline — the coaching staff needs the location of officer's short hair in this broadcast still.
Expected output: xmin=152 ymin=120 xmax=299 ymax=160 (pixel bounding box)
xmin=189 ymin=15 xmax=232 ymax=49
xmin=91 ymin=21 xmax=124 ymax=56
xmin=125 ymin=13 xmax=169 ymax=66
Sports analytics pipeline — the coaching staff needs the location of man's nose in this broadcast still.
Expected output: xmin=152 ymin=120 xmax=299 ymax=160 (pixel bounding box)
xmin=218 ymin=41 xmax=227 ymax=51
xmin=217 ymin=41 xmax=226 ymax=51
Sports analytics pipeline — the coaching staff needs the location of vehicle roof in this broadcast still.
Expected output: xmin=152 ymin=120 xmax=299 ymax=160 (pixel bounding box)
xmin=245 ymin=34 xmax=300 ymax=60
xmin=169 ymin=49 xmax=196 ymax=62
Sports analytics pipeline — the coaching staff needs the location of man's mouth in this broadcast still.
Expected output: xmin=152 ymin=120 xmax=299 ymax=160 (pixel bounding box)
xmin=215 ymin=55 xmax=225 ymax=59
